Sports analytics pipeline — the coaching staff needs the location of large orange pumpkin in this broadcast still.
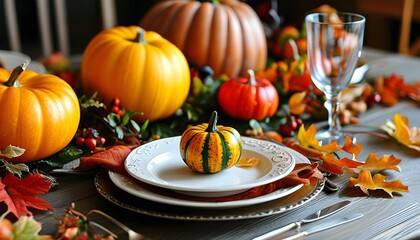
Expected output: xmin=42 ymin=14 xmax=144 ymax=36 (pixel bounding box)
xmin=81 ymin=26 xmax=190 ymax=122
xmin=0 ymin=64 xmax=80 ymax=163
xmin=140 ymin=0 xmax=267 ymax=78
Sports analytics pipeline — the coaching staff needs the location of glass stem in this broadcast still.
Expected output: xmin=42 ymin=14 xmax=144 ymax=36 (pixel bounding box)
xmin=324 ymin=93 xmax=342 ymax=139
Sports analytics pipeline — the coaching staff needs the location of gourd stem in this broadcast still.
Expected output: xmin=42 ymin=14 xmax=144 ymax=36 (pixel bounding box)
xmin=247 ymin=69 xmax=257 ymax=86
xmin=5 ymin=63 xmax=26 ymax=87
xmin=205 ymin=111 xmax=219 ymax=132
xmin=135 ymin=27 xmax=146 ymax=44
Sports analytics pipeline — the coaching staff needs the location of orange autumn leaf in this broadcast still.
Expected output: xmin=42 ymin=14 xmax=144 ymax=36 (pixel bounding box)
xmin=77 ymin=145 xmax=136 ymax=174
xmin=380 ymin=113 xmax=420 ymax=152
xmin=297 ymin=124 xmax=341 ymax=153
xmin=321 ymin=154 xmax=362 ymax=175
xmin=357 ymin=153 xmax=401 ymax=172
xmin=0 ymin=173 xmax=53 ymax=218
xmin=285 ymin=140 xmax=324 ymax=159
xmin=288 ymin=91 xmax=307 ymax=115
xmin=349 ymin=170 xmax=408 ymax=197
xmin=341 ymin=136 xmax=362 ymax=157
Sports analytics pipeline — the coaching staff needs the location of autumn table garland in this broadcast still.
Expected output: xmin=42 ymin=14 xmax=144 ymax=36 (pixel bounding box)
xmin=0 ymin=3 xmax=419 ymax=239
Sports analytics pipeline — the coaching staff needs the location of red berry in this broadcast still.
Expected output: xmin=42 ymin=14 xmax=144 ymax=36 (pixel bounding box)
xmin=75 ymin=137 xmax=85 ymax=148
xmin=366 ymin=93 xmax=381 ymax=107
xmin=111 ymin=97 xmax=121 ymax=107
xmin=111 ymin=106 xmax=120 ymax=114
xmin=117 ymin=110 xmax=124 ymax=117
xmin=98 ymin=137 xmax=106 ymax=146
xmin=84 ymin=138 xmax=97 ymax=150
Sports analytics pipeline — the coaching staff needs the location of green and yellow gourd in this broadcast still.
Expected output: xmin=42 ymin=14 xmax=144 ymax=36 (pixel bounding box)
xmin=180 ymin=111 xmax=242 ymax=174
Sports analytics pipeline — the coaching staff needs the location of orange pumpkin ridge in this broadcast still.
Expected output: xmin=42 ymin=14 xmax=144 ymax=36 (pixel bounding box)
xmin=140 ymin=0 xmax=267 ymax=78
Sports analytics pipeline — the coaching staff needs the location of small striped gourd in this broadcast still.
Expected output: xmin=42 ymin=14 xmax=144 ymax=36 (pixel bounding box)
xmin=180 ymin=111 xmax=242 ymax=174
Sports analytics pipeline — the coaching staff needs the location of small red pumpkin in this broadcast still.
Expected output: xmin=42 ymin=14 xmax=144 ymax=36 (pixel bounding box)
xmin=217 ymin=69 xmax=279 ymax=120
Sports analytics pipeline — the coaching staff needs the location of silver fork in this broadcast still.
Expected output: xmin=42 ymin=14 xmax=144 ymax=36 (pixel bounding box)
xmin=87 ymin=209 xmax=150 ymax=240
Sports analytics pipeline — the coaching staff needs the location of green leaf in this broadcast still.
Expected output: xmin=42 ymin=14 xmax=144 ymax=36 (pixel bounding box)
xmin=0 ymin=160 xmax=29 ymax=178
xmin=249 ymin=119 xmax=261 ymax=131
xmin=0 ymin=145 xmax=25 ymax=158
xmin=116 ymin=126 xmax=124 ymax=139
xmin=105 ymin=113 xmax=118 ymax=127
xmin=131 ymin=119 xmax=141 ymax=133
xmin=12 ymin=216 xmax=42 ymax=240
xmin=27 ymin=144 xmax=83 ymax=172
xmin=122 ymin=111 xmax=140 ymax=126
xmin=139 ymin=119 xmax=148 ymax=134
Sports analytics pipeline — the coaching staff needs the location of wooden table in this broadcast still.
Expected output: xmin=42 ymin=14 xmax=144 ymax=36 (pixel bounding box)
xmin=35 ymin=48 xmax=420 ymax=239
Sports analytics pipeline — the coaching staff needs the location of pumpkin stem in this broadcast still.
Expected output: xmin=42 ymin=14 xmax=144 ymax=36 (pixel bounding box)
xmin=205 ymin=111 xmax=219 ymax=132
xmin=5 ymin=63 xmax=26 ymax=87
xmin=135 ymin=27 xmax=146 ymax=44
xmin=247 ymin=69 xmax=257 ymax=86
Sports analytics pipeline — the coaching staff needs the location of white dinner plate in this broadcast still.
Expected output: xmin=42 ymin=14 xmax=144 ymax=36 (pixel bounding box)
xmin=109 ymin=171 xmax=303 ymax=209
xmin=0 ymin=50 xmax=47 ymax=73
xmin=125 ymin=136 xmax=296 ymax=197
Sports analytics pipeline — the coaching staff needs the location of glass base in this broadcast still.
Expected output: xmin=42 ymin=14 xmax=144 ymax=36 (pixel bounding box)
xmin=316 ymin=130 xmax=355 ymax=146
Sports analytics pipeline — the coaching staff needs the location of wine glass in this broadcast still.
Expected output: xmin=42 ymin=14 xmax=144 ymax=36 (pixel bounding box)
xmin=305 ymin=12 xmax=365 ymax=144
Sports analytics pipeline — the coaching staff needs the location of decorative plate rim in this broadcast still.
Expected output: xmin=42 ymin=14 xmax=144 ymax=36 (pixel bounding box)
xmin=124 ymin=136 xmax=296 ymax=195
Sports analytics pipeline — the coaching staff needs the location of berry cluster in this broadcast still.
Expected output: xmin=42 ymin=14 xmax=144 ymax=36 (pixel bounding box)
xmin=279 ymin=116 xmax=303 ymax=137
xmin=75 ymin=127 xmax=106 ymax=151
xmin=110 ymin=97 xmax=124 ymax=116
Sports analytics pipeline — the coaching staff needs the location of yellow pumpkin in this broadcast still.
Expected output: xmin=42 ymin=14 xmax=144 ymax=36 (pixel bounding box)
xmin=180 ymin=111 xmax=242 ymax=173
xmin=81 ymin=26 xmax=190 ymax=122
xmin=0 ymin=64 xmax=80 ymax=163
xmin=140 ymin=0 xmax=267 ymax=78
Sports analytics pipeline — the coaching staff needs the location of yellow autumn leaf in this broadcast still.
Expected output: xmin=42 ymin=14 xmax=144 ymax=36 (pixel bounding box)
xmin=349 ymin=170 xmax=408 ymax=197
xmin=297 ymin=124 xmax=341 ymax=153
xmin=357 ymin=153 xmax=401 ymax=172
xmin=380 ymin=113 xmax=420 ymax=152
xmin=236 ymin=156 xmax=260 ymax=167
xmin=289 ymin=92 xmax=307 ymax=115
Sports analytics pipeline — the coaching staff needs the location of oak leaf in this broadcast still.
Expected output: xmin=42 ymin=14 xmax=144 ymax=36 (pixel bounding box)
xmin=0 ymin=173 xmax=53 ymax=218
xmin=321 ymin=154 xmax=362 ymax=175
xmin=349 ymin=170 xmax=408 ymax=197
xmin=341 ymin=136 xmax=362 ymax=157
xmin=380 ymin=113 xmax=420 ymax=152
xmin=357 ymin=153 xmax=401 ymax=172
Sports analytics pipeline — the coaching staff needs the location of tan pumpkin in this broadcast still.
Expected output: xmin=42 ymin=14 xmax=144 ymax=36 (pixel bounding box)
xmin=0 ymin=65 xmax=80 ymax=163
xmin=140 ymin=0 xmax=267 ymax=78
xmin=81 ymin=26 xmax=190 ymax=122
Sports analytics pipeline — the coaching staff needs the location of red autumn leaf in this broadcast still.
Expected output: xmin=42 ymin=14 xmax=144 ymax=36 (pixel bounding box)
xmin=77 ymin=145 xmax=136 ymax=174
xmin=0 ymin=173 xmax=53 ymax=218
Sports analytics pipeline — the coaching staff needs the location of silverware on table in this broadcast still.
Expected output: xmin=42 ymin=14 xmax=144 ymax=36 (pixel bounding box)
xmin=87 ymin=209 xmax=151 ymax=240
xmin=282 ymin=213 xmax=364 ymax=240
xmin=252 ymin=200 xmax=352 ymax=240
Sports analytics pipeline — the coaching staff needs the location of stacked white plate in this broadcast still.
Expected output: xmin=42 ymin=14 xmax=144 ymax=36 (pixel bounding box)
xmin=108 ymin=136 xmax=312 ymax=209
